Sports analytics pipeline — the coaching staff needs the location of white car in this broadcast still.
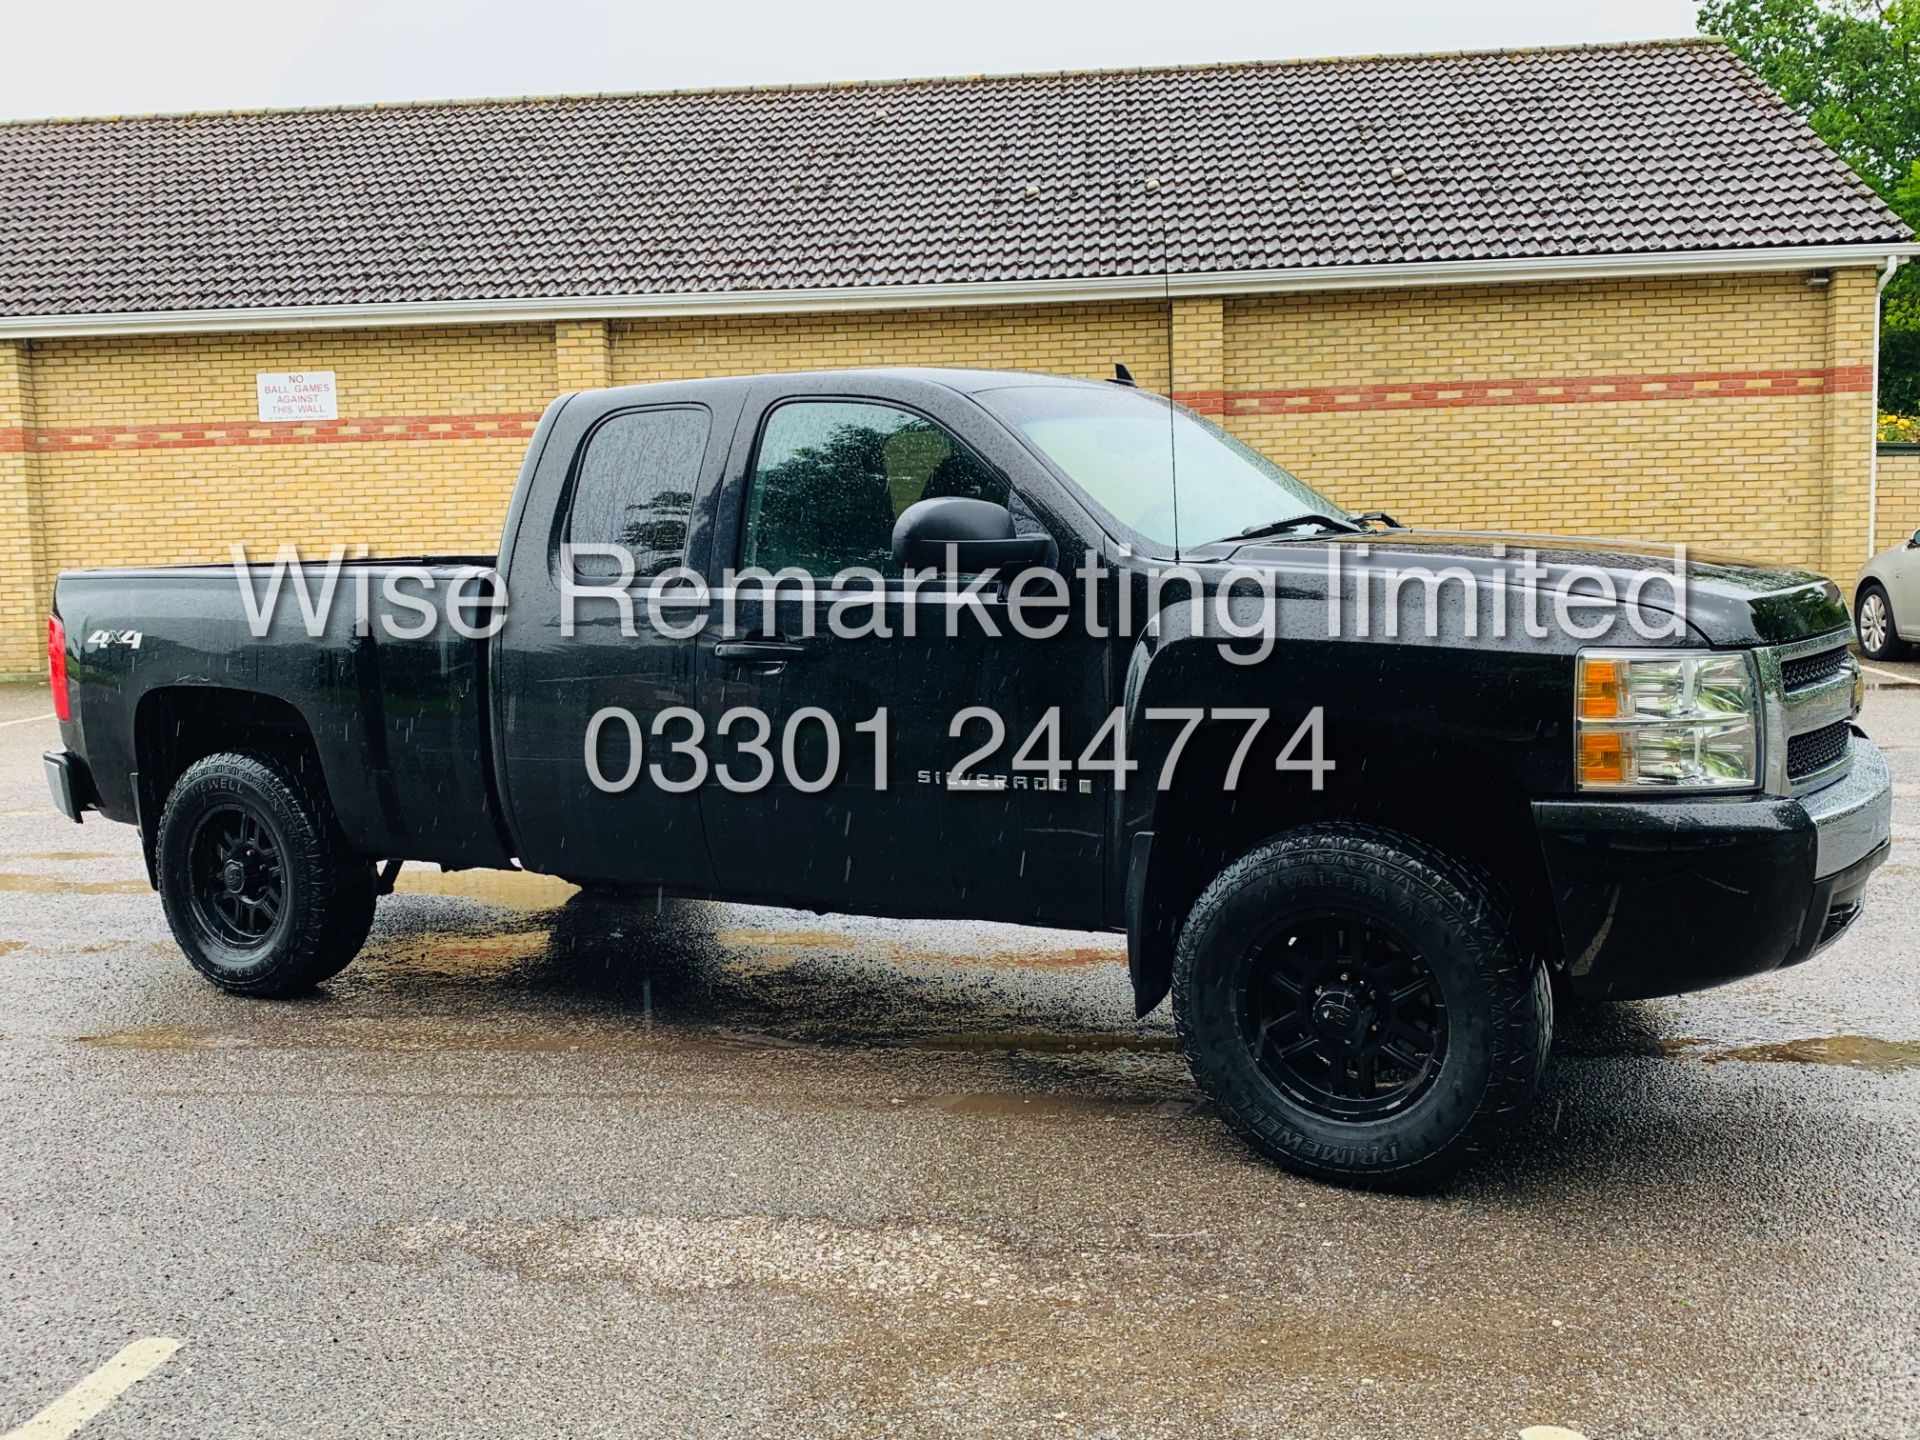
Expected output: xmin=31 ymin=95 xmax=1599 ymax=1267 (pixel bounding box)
xmin=1856 ymin=528 xmax=1920 ymax=659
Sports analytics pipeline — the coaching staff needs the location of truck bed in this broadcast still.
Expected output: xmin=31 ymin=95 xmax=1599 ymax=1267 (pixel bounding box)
xmin=53 ymin=557 xmax=513 ymax=871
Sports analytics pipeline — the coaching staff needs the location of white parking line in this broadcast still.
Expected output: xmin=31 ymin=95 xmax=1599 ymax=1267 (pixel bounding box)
xmin=1863 ymin=664 xmax=1920 ymax=686
xmin=0 ymin=713 xmax=55 ymax=728
xmin=1 ymin=1338 xmax=180 ymax=1440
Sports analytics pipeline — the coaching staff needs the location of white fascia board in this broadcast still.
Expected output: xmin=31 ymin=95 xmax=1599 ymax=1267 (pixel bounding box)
xmin=4 ymin=244 xmax=1917 ymax=339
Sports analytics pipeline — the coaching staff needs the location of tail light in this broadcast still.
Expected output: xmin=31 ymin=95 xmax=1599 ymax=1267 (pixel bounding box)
xmin=47 ymin=614 xmax=70 ymax=721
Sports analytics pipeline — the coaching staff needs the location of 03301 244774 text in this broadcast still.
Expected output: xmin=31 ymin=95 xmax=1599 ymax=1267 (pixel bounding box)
xmin=581 ymin=703 xmax=1334 ymax=795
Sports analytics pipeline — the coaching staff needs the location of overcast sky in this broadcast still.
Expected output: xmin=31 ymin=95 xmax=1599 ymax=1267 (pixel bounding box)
xmin=0 ymin=0 xmax=1705 ymax=122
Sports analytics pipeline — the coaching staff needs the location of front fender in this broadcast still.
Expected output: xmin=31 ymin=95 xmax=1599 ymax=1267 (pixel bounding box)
xmin=1113 ymin=624 xmax=1575 ymax=1017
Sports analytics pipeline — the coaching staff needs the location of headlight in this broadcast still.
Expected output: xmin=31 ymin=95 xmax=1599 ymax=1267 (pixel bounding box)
xmin=1575 ymin=649 xmax=1760 ymax=791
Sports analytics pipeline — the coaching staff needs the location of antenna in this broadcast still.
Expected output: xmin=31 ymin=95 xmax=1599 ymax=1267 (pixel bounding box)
xmin=1156 ymin=168 xmax=1180 ymax=564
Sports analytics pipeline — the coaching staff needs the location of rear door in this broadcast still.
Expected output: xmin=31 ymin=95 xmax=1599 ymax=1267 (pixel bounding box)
xmin=494 ymin=391 xmax=735 ymax=889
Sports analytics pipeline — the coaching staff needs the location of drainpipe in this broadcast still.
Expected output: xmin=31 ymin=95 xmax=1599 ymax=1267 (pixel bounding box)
xmin=1868 ymin=254 xmax=1904 ymax=560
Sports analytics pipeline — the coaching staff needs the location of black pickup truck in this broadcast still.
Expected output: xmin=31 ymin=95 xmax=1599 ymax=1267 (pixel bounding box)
xmin=43 ymin=367 xmax=1892 ymax=1187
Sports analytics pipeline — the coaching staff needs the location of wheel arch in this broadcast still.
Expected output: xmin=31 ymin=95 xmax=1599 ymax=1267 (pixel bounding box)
xmin=1126 ymin=726 xmax=1558 ymax=1018
xmin=133 ymin=686 xmax=330 ymax=884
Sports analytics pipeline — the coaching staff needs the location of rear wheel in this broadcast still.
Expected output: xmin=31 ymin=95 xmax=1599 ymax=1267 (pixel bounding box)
xmin=1173 ymin=823 xmax=1550 ymax=1189
xmin=1857 ymin=583 xmax=1905 ymax=661
xmin=156 ymin=751 xmax=375 ymax=996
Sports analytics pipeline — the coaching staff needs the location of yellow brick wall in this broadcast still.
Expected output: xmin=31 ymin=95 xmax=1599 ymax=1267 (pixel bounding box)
xmin=1823 ymin=270 xmax=1879 ymax=568
xmin=29 ymin=324 xmax=552 ymax=428
xmin=25 ymin=326 xmax=552 ymax=646
xmin=1879 ymin=449 xmax=1920 ymax=552
xmin=1217 ymin=272 xmax=1868 ymax=575
xmin=1170 ymin=296 xmax=1224 ymax=398
xmin=0 ymin=272 xmax=1887 ymax=674
xmin=554 ymin=320 xmax=612 ymax=390
xmin=0 ymin=340 xmax=45 ymax=676
xmin=610 ymin=301 xmax=1172 ymax=388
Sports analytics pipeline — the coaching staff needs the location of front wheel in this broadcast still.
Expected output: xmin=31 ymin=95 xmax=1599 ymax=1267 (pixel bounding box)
xmin=1856 ymin=583 xmax=1905 ymax=661
xmin=156 ymin=751 xmax=376 ymax=996
xmin=1173 ymin=824 xmax=1550 ymax=1189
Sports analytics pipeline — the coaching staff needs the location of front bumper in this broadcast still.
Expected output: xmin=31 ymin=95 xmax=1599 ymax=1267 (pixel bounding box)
xmin=1536 ymin=733 xmax=1891 ymax=1000
xmin=43 ymin=747 xmax=95 ymax=824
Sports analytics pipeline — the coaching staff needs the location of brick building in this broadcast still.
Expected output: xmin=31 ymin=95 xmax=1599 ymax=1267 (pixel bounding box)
xmin=0 ymin=38 xmax=1914 ymax=673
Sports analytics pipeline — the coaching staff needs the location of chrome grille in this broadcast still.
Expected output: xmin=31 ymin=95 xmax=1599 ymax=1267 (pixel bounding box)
xmin=1780 ymin=645 xmax=1849 ymax=692
xmin=1759 ymin=630 xmax=1859 ymax=794
xmin=1787 ymin=719 xmax=1851 ymax=780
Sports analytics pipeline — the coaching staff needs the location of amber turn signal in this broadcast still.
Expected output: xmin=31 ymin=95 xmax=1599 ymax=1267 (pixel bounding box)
xmin=1577 ymin=729 xmax=1626 ymax=786
xmin=1578 ymin=657 xmax=1622 ymax=719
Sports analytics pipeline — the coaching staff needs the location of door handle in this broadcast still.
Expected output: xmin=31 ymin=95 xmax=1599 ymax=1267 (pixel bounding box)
xmin=715 ymin=639 xmax=808 ymax=665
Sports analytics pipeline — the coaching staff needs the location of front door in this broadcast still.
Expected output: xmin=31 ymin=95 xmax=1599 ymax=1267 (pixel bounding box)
xmin=694 ymin=388 xmax=1109 ymax=923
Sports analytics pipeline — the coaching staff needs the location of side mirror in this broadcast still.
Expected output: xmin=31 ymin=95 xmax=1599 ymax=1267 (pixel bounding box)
xmin=891 ymin=497 xmax=1051 ymax=574
xmin=1908 ymin=528 xmax=1920 ymax=549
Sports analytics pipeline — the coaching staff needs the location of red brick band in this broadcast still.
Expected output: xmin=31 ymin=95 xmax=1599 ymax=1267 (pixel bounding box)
xmin=0 ymin=366 xmax=1875 ymax=452
xmin=0 ymin=412 xmax=543 ymax=454
xmin=1174 ymin=365 xmax=1874 ymax=417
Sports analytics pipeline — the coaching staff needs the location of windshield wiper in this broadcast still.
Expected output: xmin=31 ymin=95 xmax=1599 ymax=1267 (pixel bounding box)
xmin=1223 ymin=512 xmax=1363 ymax=543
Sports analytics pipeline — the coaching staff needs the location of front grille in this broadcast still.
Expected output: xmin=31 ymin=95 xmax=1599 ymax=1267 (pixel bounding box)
xmin=1787 ymin=719 xmax=1851 ymax=779
xmin=1781 ymin=645 xmax=1849 ymax=692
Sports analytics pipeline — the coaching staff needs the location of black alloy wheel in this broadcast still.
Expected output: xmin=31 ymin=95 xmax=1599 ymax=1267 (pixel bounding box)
xmin=1242 ymin=912 xmax=1447 ymax=1122
xmin=187 ymin=803 xmax=287 ymax=948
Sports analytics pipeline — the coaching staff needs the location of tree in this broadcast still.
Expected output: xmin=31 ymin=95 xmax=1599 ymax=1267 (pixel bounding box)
xmin=1699 ymin=0 xmax=1920 ymax=416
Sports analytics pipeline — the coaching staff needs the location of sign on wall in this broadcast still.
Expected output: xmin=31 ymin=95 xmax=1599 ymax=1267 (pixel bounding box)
xmin=256 ymin=371 xmax=338 ymax=422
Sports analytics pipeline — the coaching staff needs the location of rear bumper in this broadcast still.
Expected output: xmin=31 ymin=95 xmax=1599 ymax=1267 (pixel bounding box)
xmin=1536 ymin=734 xmax=1891 ymax=1001
xmin=43 ymin=747 xmax=95 ymax=824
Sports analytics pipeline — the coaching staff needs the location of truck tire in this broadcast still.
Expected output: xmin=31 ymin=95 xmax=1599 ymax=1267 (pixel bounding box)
xmin=1173 ymin=823 xmax=1550 ymax=1189
xmin=1856 ymin=583 xmax=1906 ymax=661
xmin=156 ymin=751 xmax=377 ymax=996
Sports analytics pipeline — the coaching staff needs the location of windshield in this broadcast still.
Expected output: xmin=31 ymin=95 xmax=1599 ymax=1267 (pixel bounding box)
xmin=974 ymin=383 xmax=1343 ymax=547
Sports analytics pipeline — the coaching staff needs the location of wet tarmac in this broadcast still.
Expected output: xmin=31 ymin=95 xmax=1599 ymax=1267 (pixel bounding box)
xmin=1 ymin=676 xmax=1917 ymax=1438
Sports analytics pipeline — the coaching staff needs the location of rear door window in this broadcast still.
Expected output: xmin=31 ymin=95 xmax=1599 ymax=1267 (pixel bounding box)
xmin=566 ymin=406 xmax=711 ymax=579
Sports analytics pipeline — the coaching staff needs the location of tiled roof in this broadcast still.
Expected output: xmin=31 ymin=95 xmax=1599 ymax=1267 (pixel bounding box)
xmin=0 ymin=39 xmax=1909 ymax=318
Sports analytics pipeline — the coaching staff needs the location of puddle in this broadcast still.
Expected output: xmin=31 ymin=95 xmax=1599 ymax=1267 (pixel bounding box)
xmin=76 ymin=1017 xmax=898 ymax=1058
xmin=1664 ymin=1034 xmax=1920 ymax=1073
xmin=999 ymin=946 xmax=1124 ymax=971
xmin=78 ymin=892 xmax=1163 ymax=1072
xmin=0 ymin=872 xmax=148 ymax=894
xmin=391 ymin=868 xmax=579 ymax=907
xmin=712 ymin=927 xmax=1123 ymax=972
xmin=715 ymin=928 xmax=853 ymax=950
xmin=366 ymin=930 xmax=551 ymax=973
xmin=902 ymin=1030 xmax=1178 ymax=1055
xmin=78 ymin=1025 xmax=253 ymax=1052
